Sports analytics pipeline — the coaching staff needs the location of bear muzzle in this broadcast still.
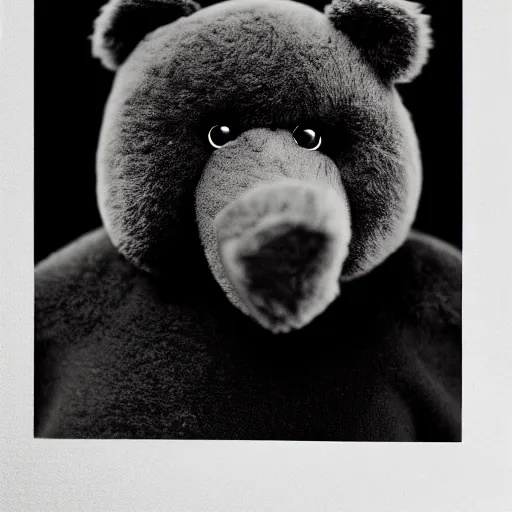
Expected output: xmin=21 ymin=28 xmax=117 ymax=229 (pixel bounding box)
xmin=195 ymin=129 xmax=352 ymax=334
xmin=216 ymin=180 xmax=351 ymax=333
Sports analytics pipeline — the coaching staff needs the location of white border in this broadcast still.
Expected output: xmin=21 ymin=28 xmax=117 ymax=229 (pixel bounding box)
xmin=1 ymin=0 xmax=512 ymax=510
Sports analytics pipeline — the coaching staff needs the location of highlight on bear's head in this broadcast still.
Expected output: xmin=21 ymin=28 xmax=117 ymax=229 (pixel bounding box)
xmin=92 ymin=0 xmax=432 ymax=331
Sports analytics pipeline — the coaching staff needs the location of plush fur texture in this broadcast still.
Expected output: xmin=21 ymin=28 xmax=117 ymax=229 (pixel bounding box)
xmin=35 ymin=228 xmax=461 ymax=440
xmin=34 ymin=0 xmax=461 ymax=439
xmin=214 ymin=180 xmax=351 ymax=333
xmin=97 ymin=0 xmax=421 ymax=286
xmin=325 ymin=0 xmax=433 ymax=83
xmin=92 ymin=0 xmax=201 ymax=70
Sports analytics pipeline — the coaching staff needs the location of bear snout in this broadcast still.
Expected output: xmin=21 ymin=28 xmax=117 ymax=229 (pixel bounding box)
xmin=215 ymin=180 xmax=351 ymax=333
xmin=195 ymin=128 xmax=352 ymax=332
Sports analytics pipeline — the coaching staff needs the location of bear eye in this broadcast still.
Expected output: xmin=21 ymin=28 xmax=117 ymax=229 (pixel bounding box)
xmin=208 ymin=125 xmax=235 ymax=149
xmin=292 ymin=126 xmax=322 ymax=151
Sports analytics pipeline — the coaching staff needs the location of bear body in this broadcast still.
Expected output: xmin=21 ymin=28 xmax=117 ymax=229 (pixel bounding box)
xmin=35 ymin=228 xmax=460 ymax=440
xmin=35 ymin=0 xmax=461 ymax=440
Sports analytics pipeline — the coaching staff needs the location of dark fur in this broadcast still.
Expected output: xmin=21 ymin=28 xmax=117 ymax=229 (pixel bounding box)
xmin=92 ymin=0 xmax=201 ymax=70
xmin=326 ymin=0 xmax=432 ymax=83
xmin=96 ymin=0 xmax=424 ymax=280
xmin=34 ymin=0 xmax=460 ymax=440
xmin=35 ymin=228 xmax=461 ymax=440
xmin=238 ymin=226 xmax=331 ymax=326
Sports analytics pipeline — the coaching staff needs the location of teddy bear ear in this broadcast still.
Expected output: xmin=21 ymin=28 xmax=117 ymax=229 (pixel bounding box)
xmin=325 ymin=0 xmax=433 ymax=83
xmin=92 ymin=0 xmax=201 ymax=71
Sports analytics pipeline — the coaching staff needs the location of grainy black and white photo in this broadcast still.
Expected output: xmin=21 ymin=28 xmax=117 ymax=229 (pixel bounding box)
xmin=34 ymin=0 xmax=462 ymax=441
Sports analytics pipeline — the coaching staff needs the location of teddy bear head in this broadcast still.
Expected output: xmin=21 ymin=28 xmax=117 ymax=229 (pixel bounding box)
xmin=92 ymin=0 xmax=432 ymax=333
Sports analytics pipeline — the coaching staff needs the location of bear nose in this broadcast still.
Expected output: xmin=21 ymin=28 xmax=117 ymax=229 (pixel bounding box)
xmin=214 ymin=179 xmax=352 ymax=334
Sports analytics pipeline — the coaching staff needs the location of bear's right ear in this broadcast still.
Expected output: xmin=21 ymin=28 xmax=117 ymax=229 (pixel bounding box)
xmin=325 ymin=0 xmax=432 ymax=84
xmin=92 ymin=0 xmax=201 ymax=71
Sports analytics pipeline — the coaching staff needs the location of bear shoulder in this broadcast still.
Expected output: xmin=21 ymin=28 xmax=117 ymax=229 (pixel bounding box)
xmin=358 ymin=230 xmax=462 ymax=348
xmin=357 ymin=230 xmax=461 ymax=322
xmin=376 ymin=230 xmax=462 ymax=333
xmin=400 ymin=230 xmax=462 ymax=316
xmin=405 ymin=230 xmax=461 ymax=276
xmin=35 ymin=228 xmax=141 ymax=342
xmin=375 ymin=230 xmax=462 ymax=372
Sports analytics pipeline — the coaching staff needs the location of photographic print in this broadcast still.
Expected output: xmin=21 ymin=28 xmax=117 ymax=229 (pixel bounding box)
xmin=34 ymin=0 xmax=462 ymax=441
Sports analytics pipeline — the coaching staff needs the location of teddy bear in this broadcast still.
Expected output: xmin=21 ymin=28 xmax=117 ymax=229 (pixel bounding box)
xmin=35 ymin=0 xmax=461 ymax=441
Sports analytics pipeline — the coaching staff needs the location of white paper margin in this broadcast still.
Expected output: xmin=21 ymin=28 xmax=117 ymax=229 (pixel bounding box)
xmin=1 ymin=0 xmax=511 ymax=510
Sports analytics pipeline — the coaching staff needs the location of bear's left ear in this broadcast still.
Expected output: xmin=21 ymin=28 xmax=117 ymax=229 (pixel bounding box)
xmin=325 ymin=0 xmax=433 ymax=83
xmin=92 ymin=0 xmax=201 ymax=71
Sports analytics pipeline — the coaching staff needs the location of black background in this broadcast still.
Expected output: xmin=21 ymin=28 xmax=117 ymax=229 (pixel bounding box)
xmin=34 ymin=0 xmax=462 ymax=264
